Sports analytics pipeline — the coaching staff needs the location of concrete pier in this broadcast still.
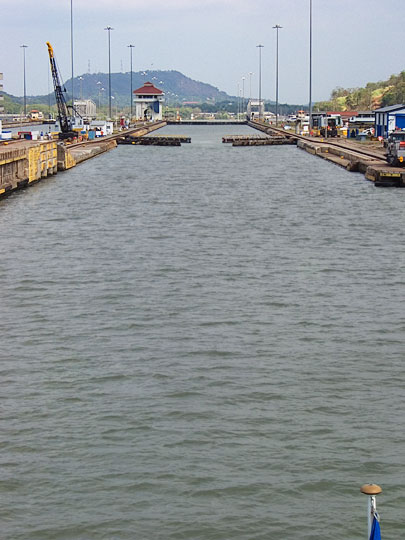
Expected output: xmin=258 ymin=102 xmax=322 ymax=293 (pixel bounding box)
xmin=297 ymin=138 xmax=405 ymax=187
xmin=248 ymin=119 xmax=405 ymax=187
xmin=0 ymin=140 xmax=57 ymax=197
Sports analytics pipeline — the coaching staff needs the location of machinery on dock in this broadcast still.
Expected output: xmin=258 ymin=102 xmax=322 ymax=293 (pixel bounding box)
xmin=310 ymin=112 xmax=342 ymax=137
xmin=386 ymin=131 xmax=405 ymax=166
xmin=46 ymin=42 xmax=76 ymax=140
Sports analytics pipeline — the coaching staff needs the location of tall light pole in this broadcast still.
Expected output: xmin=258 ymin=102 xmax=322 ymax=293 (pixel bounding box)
xmin=256 ymin=44 xmax=264 ymax=120
xmin=309 ymin=0 xmax=313 ymax=130
xmin=97 ymin=80 xmax=102 ymax=111
xmin=111 ymin=95 xmax=117 ymax=121
xmin=78 ymin=76 xmax=83 ymax=100
xmin=104 ymin=26 xmax=114 ymax=119
xmin=273 ymin=24 xmax=282 ymax=126
xmin=237 ymin=82 xmax=240 ymax=121
xmin=249 ymin=72 xmax=253 ymax=101
xmin=70 ymin=0 xmax=74 ymax=108
xmin=242 ymin=76 xmax=245 ymax=117
xmin=21 ymin=45 xmax=28 ymax=117
xmin=128 ymin=44 xmax=135 ymax=119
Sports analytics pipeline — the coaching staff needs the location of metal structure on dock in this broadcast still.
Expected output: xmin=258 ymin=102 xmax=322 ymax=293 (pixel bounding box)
xmin=46 ymin=42 xmax=75 ymax=139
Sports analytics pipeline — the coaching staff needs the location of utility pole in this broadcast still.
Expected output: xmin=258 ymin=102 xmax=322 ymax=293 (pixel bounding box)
xmin=242 ymin=76 xmax=245 ymax=117
xmin=21 ymin=45 xmax=28 ymax=117
xmin=237 ymin=82 xmax=240 ymax=121
xmin=273 ymin=25 xmax=282 ymax=126
xmin=70 ymin=0 xmax=74 ymax=108
xmin=256 ymin=44 xmax=264 ymax=120
xmin=78 ymin=76 xmax=83 ymax=100
xmin=104 ymin=26 xmax=114 ymax=119
xmin=309 ymin=0 xmax=313 ymax=131
xmin=128 ymin=44 xmax=135 ymax=119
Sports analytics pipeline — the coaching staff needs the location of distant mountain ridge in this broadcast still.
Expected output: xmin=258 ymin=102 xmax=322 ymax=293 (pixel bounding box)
xmin=14 ymin=70 xmax=234 ymax=107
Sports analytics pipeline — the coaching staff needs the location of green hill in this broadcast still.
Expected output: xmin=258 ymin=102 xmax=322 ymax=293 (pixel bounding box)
xmin=315 ymin=71 xmax=405 ymax=111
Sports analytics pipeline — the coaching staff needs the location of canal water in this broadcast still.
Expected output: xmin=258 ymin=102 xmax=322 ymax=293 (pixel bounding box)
xmin=1 ymin=125 xmax=404 ymax=540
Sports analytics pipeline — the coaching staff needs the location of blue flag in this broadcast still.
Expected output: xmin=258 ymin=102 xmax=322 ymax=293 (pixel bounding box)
xmin=369 ymin=515 xmax=381 ymax=540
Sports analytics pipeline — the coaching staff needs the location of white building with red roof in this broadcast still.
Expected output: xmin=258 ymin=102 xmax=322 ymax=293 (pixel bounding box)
xmin=133 ymin=81 xmax=165 ymax=121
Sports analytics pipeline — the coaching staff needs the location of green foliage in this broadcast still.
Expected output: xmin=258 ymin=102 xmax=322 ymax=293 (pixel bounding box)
xmin=316 ymin=71 xmax=405 ymax=111
xmin=2 ymin=93 xmax=22 ymax=114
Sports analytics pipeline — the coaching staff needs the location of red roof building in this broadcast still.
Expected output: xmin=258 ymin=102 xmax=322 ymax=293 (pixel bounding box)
xmin=133 ymin=82 xmax=164 ymax=121
xmin=133 ymin=82 xmax=164 ymax=96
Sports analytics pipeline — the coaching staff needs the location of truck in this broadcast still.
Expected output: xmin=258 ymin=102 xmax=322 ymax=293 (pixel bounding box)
xmin=310 ymin=112 xmax=342 ymax=138
xmin=386 ymin=131 xmax=405 ymax=166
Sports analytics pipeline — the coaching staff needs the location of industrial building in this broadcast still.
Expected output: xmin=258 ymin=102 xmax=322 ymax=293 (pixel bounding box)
xmin=73 ymin=99 xmax=97 ymax=121
xmin=374 ymin=104 xmax=405 ymax=138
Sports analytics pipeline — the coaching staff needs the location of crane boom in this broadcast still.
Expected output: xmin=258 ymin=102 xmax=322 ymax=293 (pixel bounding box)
xmin=46 ymin=41 xmax=72 ymax=135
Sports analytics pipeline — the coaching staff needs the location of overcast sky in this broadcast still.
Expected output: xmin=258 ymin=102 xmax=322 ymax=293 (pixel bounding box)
xmin=2 ymin=0 xmax=404 ymax=104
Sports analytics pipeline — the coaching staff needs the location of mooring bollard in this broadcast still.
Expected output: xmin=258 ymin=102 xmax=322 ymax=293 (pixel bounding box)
xmin=360 ymin=484 xmax=382 ymax=539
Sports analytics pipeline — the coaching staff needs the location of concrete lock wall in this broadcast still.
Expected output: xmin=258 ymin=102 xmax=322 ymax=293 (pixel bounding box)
xmin=0 ymin=141 xmax=58 ymax=196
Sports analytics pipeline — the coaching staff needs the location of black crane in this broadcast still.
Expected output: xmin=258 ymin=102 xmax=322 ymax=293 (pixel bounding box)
xmin=46 ymin=41 xmax=75 ymax=139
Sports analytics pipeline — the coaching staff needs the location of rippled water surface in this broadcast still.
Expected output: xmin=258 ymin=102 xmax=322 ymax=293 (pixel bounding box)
xmin=1 ymin=125 xmax=404 ymax=540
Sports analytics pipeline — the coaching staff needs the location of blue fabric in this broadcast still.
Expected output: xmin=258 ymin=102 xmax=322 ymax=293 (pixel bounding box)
xmin=369 ymin=516 xmax=381 ymax=540
xmin=153 ymin=101 xmax=160 ymax=113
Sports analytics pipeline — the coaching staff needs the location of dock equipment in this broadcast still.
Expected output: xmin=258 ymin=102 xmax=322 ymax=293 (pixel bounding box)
xmin=46 ymin=42 xmax=75 ymax=140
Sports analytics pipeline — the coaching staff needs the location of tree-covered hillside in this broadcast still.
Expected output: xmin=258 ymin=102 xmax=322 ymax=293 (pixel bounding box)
xmin=315 ymin=71 xmax=405 ymax=111
xmin=13 ymin=70 xmax=232 ymax=109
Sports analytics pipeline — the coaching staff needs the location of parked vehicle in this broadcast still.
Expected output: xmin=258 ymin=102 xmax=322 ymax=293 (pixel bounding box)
xmin=386 ymin=131 xmax=405 ymax=166
xmin=310 ymin=113 xmax=342 ymax=137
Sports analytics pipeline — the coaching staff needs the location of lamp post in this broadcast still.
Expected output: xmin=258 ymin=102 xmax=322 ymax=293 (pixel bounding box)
xmin=273 ymin=24 xmax=282 ymax=126
xmin=70 ymin=0 xmax=74 ymax=107
xmin=78 ymin=76 xmax=83 ymax=100
xmin=256 ymin=44 xmax=264 ymax=120
xmin=249 ymin=72 xmax=253 ymax=101
xmin=111 ymin=95 xmax=117 ymax=124
xmin=237 ymin=82 xmax=240 ymax=121
xmin=21 ymin=44 xmax=28 ymax=117
xmin=242 ymin=76 xmax=245 ymax=117
xmin=97 ymin=81 xmax=102 ymax=110
xmin=309 ymin=0 xmax=313 ymax=130
xmin=104 ymin=26 xmax=114 ymax=119
xmin=127 ymin=44 xmax=135 ymax=119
